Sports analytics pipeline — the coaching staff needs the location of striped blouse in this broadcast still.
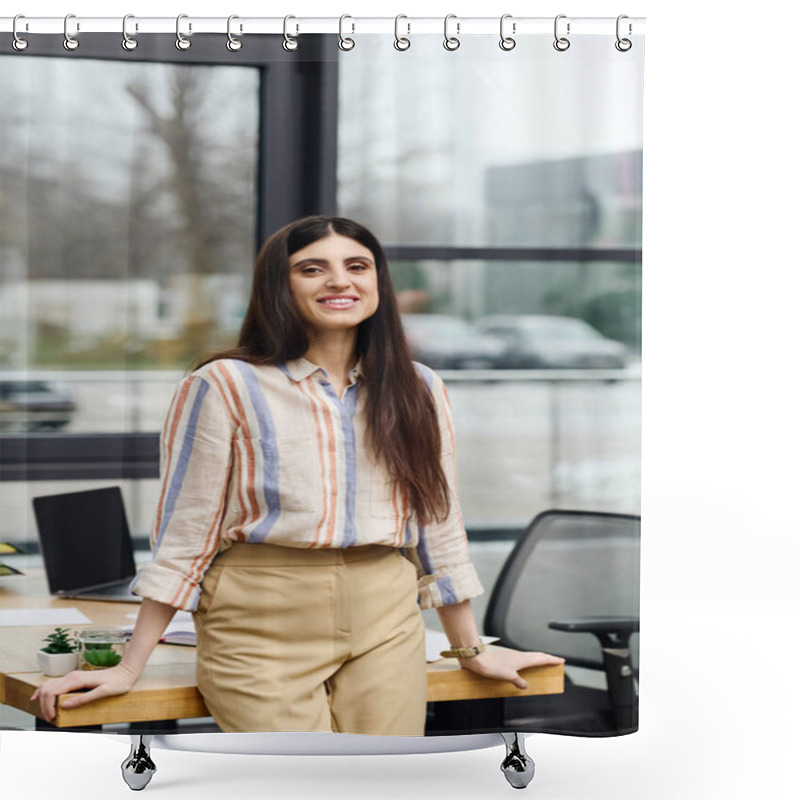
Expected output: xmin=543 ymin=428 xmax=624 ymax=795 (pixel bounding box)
xmin=130 ymin=357 xmax=484 ymax=612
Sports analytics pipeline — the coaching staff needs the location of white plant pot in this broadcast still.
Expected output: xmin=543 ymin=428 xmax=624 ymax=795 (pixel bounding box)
xmin=37 ymin=650 xmax=79 ymax=677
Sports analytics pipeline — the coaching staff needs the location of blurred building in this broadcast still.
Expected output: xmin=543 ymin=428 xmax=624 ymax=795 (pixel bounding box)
xmin=0 ymin=260 xmax=247 ymax=366
xmin=485 ymin=150 xmax=642 ymax=248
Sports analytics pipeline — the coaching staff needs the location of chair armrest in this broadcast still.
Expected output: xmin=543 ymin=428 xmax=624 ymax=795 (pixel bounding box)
xmin=548 ymin=616 xmax=639 ymax=642
xmin=549 ymin=616 xmax=639 ymax=732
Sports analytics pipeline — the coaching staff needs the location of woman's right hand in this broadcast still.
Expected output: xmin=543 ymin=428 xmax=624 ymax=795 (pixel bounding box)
xmin=30 ymin=662 xmax=139 ymax=723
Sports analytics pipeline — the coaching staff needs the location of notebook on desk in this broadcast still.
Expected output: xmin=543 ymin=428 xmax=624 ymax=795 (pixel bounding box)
xmin=33 ymin=486 xmax=142 ymax=603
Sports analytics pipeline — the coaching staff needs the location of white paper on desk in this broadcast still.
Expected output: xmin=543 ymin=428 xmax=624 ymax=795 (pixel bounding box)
xmin=424 ymin=630 xmax=499 ymax=662
xmin=0 ymin=608 xmax=92 ymax=627
xmin=123 ymin=610 xmax=197 ymax=645
xmin=124 ymin=610 xmax=194 ymax=624
xmin=159 ymin=617 xmax=197 ymax=645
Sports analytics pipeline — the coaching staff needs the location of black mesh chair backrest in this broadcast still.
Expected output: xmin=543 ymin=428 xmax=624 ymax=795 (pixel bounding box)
xmin=484 ymin=510 xmax=640 ymax=670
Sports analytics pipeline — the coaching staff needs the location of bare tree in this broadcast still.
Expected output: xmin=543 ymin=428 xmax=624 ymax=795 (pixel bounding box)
xmin=126 ymin=68 xmax=224 ymax=357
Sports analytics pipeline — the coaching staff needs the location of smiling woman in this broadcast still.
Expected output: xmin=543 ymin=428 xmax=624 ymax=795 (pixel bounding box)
xmin=288 ymin=233 xmax=380 ymax=349
xmin=31 ymin=215 xmax=563 ymax=736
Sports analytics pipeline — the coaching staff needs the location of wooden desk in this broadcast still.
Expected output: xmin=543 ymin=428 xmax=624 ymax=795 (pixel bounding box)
xmin=1 ymin=580 xmax=563 ymax=730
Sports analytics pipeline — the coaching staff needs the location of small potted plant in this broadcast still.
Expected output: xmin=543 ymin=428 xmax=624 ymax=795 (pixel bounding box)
xmin=37 ymin=627 xmax=79 ymax=676
xmin=78 ymin=627 xmax=126 ymax=670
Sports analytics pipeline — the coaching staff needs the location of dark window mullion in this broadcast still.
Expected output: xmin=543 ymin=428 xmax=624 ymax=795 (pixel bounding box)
xmin=259 ymin=36 xmax=339 ymax=235
xmin=384 ymin=246 xmax=642 ymax=263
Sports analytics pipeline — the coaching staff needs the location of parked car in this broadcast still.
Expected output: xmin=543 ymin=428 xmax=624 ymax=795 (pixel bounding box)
xmin=401 ymin=314 xmax=506 ymax=370
xmin=476 ymin=315 xmax=629 ymax=369
xmin=0 ymin=378 xmax=76 ymax=431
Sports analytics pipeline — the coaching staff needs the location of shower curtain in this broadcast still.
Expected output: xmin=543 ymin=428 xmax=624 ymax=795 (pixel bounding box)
xmin=0 ymin=17 xmax=644 ymax=742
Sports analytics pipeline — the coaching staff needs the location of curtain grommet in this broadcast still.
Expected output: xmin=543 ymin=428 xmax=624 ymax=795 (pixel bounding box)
xmin=122 ymin=14 xmax=138 ymax=51
xmin=283 ymin=15 xmax=299 ymax=51
xmin=63 ymin=13 xmax=79 ymax=51
xmin=338 ymin=14 xmax=355 ymax=51
xmin=443 ymin=14 xmax=460 ymax=51
xmin=226 ymin=15 xmax=243 ymax=52
xmin=12 ymin=14 xmax=29 ymax=51
xmin=394 ymin=15 xmax=411 ymax=51
xmin=499 ymin=14 xmax=516 ymax=51
xmin=553 ymin=14 xmax=570 ymax=52
xmin=175 ymin=13 xmax=191 ymax=51
xmin=615 ymin=15 xmax=633 ymax=51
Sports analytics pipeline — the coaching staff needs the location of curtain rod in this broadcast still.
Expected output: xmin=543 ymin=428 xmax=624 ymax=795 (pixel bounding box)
xmin=1 ymin=16 xmax=646 ymax=37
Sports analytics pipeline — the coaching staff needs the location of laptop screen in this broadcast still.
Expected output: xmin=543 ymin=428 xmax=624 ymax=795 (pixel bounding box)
xmin=33 ymin=487 xmax=137 ymax=593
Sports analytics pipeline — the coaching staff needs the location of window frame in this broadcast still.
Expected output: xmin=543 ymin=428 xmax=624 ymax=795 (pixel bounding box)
xmin=0 ymin=34 xmax=641 ymax=485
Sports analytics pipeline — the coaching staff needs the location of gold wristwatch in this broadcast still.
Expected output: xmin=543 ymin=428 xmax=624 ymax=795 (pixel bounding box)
xmin=439 ymin=642 xmax=486 ymax=659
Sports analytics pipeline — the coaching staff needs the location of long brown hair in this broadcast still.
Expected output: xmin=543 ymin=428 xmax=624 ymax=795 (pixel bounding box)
xmin=197 ymin=216 xmax=450 ymax=526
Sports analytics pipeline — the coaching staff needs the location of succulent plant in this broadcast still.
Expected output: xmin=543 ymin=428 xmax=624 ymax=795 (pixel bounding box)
xmin=82 ymin=643 xmax=122 ymax=667
xmin=41 ymin=627 xmax=77 ymax=654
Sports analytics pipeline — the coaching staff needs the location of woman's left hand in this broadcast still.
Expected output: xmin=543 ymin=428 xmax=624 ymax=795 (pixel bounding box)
xmin=458 ymin=648 xmax=565 ymax=690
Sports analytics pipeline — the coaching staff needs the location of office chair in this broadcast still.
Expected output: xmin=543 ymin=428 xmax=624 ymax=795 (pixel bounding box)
xmin=483 ymin=509 xmax=640 ymax=736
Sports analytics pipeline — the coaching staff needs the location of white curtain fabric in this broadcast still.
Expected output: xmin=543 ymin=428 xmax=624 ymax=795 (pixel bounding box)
xmin=0 ymin=25 xmax=644 ymax=738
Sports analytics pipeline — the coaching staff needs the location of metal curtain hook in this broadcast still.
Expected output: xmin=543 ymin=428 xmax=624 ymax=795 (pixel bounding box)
xmin=443 ymin=14 xmax=460 ymax=51
xmin=338 ymin=14 xmax=355 ymax=51
xmin=12 ymin=14 xmax=29 ymax=51
xmin=615 ymin=15 xmax=632 ymax=51
xmin=63 ymin=13 xmax=79 ymax=51
xmin=394 ymin=14 xmax=410 ymax=51
xmin=227 ymin=15 xmax=242 ymax=51
xmin=283 ymin=15 xmax=299 ymax=51
xmin=499 ymin=14 xmax=516 ymax=51
xmin=553 ymin=14 xmax=570 ymax=51
xmin=122 ymin=14 xmax=138 ymax=51
xmin=176 ymin=14 xmax=191 ymax=50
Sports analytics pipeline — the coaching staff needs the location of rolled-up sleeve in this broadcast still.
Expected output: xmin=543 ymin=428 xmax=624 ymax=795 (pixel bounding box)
xmin=408 ymin=368 xmax=484 ymax=609
xmin=130 ymin=373 xmax=235 ymax=611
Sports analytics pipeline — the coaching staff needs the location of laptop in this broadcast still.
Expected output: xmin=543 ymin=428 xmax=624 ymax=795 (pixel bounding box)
xmin=33 ymin=487 xmax=142 ymax=603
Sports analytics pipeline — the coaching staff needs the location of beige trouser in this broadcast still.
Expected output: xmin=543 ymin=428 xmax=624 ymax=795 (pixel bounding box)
xmin=193 ymin=542 xmax=427 ymax=735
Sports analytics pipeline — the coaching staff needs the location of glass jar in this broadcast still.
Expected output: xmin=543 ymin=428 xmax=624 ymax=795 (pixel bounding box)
xmin=78 ymin=627 xmax=126 ymax=670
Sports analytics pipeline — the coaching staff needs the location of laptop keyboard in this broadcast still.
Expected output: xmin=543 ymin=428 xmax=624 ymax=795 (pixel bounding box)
xmin=79 ymin=582 xmax=137 ymax=597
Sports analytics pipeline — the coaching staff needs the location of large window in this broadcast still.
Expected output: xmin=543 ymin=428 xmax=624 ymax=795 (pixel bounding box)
xmin=338 ymin=39 xmax=642 ymax=249
xmin=0 ymin=49 xmax=261 ymax=538
xmin=1 ymin=35 xmax=641 ymax=562
xmin=337 ymin=39 xmax=642 ymax=548
xmin=0 ymin=57 xmax=259 ymax=376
